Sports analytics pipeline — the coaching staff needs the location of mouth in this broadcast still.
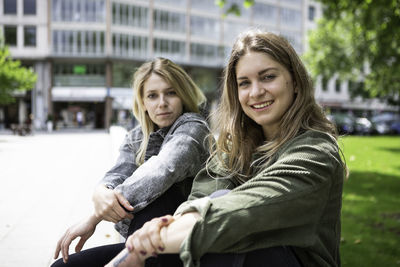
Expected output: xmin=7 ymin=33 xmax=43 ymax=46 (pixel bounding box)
xmin=251 ymin=100 xmax=274 ymax=109
xmin=157 ymin=112 xmax=172 ymax=116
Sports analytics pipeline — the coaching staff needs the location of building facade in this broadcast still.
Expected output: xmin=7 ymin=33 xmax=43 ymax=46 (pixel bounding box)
xmin=0 ymin=0 xmax=394 ymax=130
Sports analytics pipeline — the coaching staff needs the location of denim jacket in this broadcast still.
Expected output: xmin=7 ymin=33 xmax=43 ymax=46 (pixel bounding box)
xmin=101 ymin=112 xmax=210 ymax=237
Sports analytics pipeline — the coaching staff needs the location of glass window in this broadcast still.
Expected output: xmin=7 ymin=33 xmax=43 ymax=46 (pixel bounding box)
xmin=191 ymin=0 xmax=219 ymax=13
xmin=51 ymin=0 xmax=105 ymax=22
xmin=190 ymin=43 xmax=224 ymax=65
xmin=112 ymin=62 xmax=141 ymax=87
xmin=24 ymin=26 xmax=36 ymax=46
xmin=190 ymin=16 xmax=219 ymax=39
xmin=253 ymin=3 xmax=277 ymax=23
xmin=280 ymin=8 xmax=301 ymax=28
xmin=322 ymin=76 xmax=328 ymax=92
xmin=281 ymin=31 xmax=302 ymax=53
xmin=52 ymin=30 xmax=105 ymax=55
xmin=154 ymin=38 xmax=185 ymax=60
xmin=308 ymin=6 xmax=315 ymax=21
xmin=23 ymin=0 xmax=36 ymax=15
xmin=153 ymin=9 xmax=185 ymax=33
xmin=53 ymin=63 xmax=106 ymax=87
xmin=4 ymin=26 xmax=17 ymax=46
xmin=335 ymin=79 xmax=341 ymax=92
xmin=4 ymin=0 xmax=17 ymax=14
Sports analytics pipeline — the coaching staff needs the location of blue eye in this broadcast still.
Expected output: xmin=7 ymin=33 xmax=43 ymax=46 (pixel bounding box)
xmin=147 ymin=93 xmax=156 ymax=99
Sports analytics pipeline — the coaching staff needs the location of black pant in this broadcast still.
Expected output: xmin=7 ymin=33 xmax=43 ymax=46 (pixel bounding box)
xmin=51 ymin=184 xmax=188 ymax=267
xmin=52 ymin=189 xmax=302 ymax=267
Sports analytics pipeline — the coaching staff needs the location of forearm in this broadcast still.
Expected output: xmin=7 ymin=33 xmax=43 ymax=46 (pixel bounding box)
xmin=159 ymin=212 xmax=200 ymax=253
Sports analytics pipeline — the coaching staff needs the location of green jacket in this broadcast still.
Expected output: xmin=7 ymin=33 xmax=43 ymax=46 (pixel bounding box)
xmin=175 ymin=130 xmax=344 ymax=267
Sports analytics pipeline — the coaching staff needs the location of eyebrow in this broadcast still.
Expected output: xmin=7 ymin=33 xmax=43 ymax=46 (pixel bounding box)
xmin=145 ymin=87 xmax=173 ymax=94
xmin=237 ymin=67 xmax=279 ymax=80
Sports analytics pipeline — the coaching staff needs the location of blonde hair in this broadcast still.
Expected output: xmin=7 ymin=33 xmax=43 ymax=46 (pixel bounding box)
xmin=211 ymin=30 xmax=338 ymax=183
xmin=132 ymin=57 xmax=206 ymax=165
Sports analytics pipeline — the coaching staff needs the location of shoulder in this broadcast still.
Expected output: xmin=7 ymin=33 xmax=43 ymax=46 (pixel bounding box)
xmin=169 ymin=112 xmax=209 ymax=133
xmin=126 ymin=125 xmax=144 ymax=144
xmin=277 ymin=130 xmax=341 ymax=164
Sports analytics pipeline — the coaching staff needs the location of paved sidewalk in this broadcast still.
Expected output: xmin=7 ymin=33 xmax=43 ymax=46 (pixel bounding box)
xmin=0 ymin=127 xmax=127 ymax=267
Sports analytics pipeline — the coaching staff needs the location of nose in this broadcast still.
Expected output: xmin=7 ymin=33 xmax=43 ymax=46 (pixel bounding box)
xmin=158 ymin=94 xmax=168 ymax=107
xmin=249 ymin=81 xmax=265 ymax=98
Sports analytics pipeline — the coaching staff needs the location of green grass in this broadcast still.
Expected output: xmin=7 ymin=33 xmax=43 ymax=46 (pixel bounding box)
xmin=339 ymin=136 xmax=400 ymax=266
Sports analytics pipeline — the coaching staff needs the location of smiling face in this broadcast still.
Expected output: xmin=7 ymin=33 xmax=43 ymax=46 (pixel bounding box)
xmin=236 ymin=51 xmax=296 ymax=140
xmin=142 ymin=73 xmax=183 ymax=129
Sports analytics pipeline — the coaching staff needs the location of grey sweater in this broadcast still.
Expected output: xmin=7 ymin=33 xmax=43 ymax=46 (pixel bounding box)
xmin=101 ymin=112 xmax=210 ymax=237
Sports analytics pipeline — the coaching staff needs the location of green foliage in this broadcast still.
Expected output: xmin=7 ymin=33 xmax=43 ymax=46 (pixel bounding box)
xmin=339 ymin=136 xmax=400 ymax=266
xmin=305 ymin=0 xmax=400 ymax=101
xmin=0 ymin=44 xmax=37 ymax=105
xmin=215 ymin=0 xmax=254 ymax=17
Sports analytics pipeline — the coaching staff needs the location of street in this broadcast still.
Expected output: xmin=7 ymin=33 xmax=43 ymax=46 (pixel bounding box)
xmin=0 ymin=129 xmax=126 ymax=267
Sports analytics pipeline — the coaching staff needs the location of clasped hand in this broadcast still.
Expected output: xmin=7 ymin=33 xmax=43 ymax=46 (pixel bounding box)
xmin=105 ymin=215 xmax=174 ymax=267
xmin=92 ymin=184 xmax=134 ymax=223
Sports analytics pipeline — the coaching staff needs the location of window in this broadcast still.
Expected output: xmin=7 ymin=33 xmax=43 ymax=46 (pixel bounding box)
xmin=4 ymin=0 xmax=17 ymax=14
xmin=52 ymin=30 xmax=105 ymax=55
xmin=322 ymin=76 xmax=328 ymax=92
xmin=335 ymin=79 xmax=341 ymax=92
xmin=253 ymin=3 xmax=277 ymax=23
xmin=53 ymin=63 xmax=106 ymax=87
xmin=153 ymin=10 xmax=185 ymax=33
xmin=24 ymin=26 xmax=36 ymax=46
xmin=308 ymin=6 xmax=315 ymax=21
xmin=190 ymin=16 xmax=219 ymax=39
xmin=4 ymin=26 xmax=17 ymax=46
xmin=24 ymin=0 xmax=36 ymax=15
xmin=280 ymin=8 xmax=301 ymax=28
xmin=51 ymin=0 xmax=105 ymax=22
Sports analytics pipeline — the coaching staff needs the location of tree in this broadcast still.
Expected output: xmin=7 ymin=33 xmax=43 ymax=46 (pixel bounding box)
xmin=0 ymin=43 xmax=37 ymax=105
xmin=304 ymin=0 xmax=400 ymax=102
xmin=215 ymin=0 xmax=254 ymax=17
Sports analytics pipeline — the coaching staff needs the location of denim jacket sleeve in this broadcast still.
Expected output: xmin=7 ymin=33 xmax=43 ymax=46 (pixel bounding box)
xmin=114 ymin=114 xmax=210 ymax=213
xmin=100 ymin=127 xmax=142 ymax=188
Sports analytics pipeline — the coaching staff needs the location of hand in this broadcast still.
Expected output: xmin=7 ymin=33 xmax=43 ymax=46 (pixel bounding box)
xmin=92 ymin=184 xmax=134 ymax=223
xmin=53 ymin=215 xmax=100 ymax=263
xmin=125 ymin=215 xmax=174 ymax=261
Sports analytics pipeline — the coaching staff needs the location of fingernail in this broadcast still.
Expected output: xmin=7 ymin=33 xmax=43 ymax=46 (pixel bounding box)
xmin=127 ymin=244 xmax=132 ymax=252
xmin=152 ymin=252 xmax=158 ymax=257
xmin=158 ymin=246 xmax=164 ymax=251
xmin=162 ymin=218 xmax=168 ymax=223
xmin=140 ymin=250 xmax=147 ymax=255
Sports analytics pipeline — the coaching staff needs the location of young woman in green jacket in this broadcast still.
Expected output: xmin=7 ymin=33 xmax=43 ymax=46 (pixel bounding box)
xmin=106 ymin=30 xmax=346 ymax=267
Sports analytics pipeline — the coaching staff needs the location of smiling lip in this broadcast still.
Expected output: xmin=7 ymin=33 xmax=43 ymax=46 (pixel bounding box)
xmin=251 ymin=100 xmax=274 ymax=110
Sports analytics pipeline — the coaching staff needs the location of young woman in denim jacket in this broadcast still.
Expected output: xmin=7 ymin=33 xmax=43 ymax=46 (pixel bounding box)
xmin=52 ymin=58 xmax=210 ymax=266
xmin=107 ymin=30 xmax=346 ymax=267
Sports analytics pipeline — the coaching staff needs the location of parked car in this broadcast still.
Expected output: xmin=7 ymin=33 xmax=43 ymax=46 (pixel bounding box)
xmin=354 ymin=117 xmax=373 ymax=135
xmin=371 ymin=113 xmax=400 ymax=135
xmin=327 ymin=113 xmax=355 ymax=135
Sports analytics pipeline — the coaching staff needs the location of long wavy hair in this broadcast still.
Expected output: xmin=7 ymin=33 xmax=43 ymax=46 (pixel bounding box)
xmin=132 ymin=57 xmax=206 ymax=165
xmin=211 ymin=30 xmax=338 ymax=183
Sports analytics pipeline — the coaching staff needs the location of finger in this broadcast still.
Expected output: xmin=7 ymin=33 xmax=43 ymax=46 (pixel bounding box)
xmin=103 ymin=209 xmax=122 ymax=223
xmin=115 ymin=192 xmax=134 ymax=212
xmin=75 ymin=236 xmax=88 ymax=253
xmin=61 ymin=233 xmax=75 ymax=263
xmin=137 ymin=226 xmax=157 ymax=256
xmin=113 ymin=203 xmax=133 ymax=220
xmin=54 ymin=233 xmax=65 ymax=259
xmin=132 ymin=233 xmax=148 ymax=261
